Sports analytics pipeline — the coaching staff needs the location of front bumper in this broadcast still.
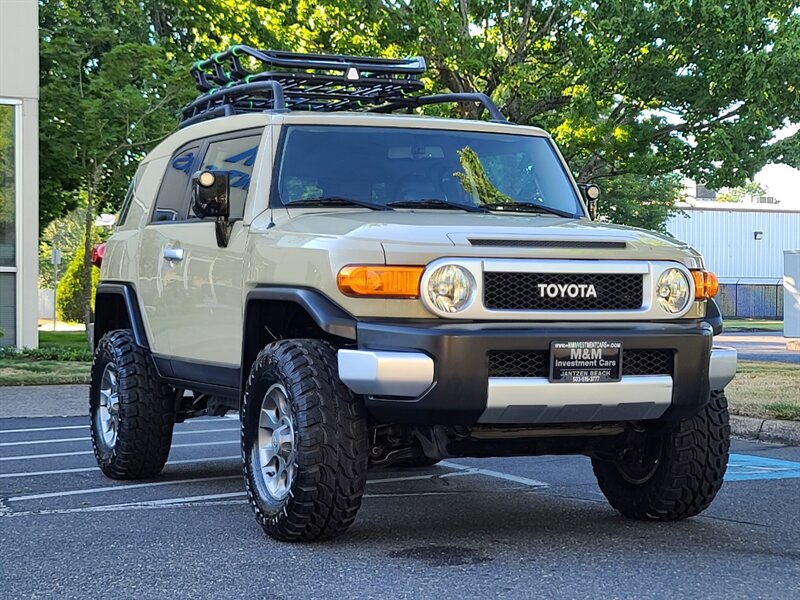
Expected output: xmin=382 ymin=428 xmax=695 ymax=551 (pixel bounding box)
xmin=338 ymin=320 xmax=736 ymax=426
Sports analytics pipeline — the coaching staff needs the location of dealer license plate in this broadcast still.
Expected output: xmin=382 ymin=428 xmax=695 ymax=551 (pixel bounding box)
xmin=549 ymin=341 xmax=622 ymax=383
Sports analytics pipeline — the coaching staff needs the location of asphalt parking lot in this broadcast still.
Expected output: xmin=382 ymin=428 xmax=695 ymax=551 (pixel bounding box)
xmin=2 ymin=415 xmax=799 ymax=599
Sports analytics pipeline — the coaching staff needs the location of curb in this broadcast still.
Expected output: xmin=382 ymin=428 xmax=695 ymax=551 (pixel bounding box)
xmin=731 ymin=415 xmax=800 ymax=446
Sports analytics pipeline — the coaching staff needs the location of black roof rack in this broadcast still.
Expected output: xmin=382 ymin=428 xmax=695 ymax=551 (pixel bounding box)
xmin=179 ymin=46 xmax=506 ymax=128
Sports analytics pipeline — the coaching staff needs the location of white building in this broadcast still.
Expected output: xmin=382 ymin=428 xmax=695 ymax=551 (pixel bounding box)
xmin=666 ymin=203 xmax=800 ymax=318
xmin=0 ymin=0 xmax=39 ymax=347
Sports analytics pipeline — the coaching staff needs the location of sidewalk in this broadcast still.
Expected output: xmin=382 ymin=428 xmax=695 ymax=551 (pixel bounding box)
xmin=717 ymin=330 xmax=800 ymax=364
xmin=0 ymin=384 xmax=87 ymax=418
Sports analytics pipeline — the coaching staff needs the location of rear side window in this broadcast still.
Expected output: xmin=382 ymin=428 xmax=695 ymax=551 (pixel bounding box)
xmin=196 ymin=134 xmax=261 ymax=220
xmin=152 ymin=145 xmax=200 ymax=222
xmin=117 ymin=179 xmax=135 ymax=227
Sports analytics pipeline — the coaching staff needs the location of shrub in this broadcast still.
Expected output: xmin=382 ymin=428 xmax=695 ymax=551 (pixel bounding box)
xmin=0 ymin=345 xmax=92 ymax=362
xmin=56 ymin=238 xmax=99 ymax=324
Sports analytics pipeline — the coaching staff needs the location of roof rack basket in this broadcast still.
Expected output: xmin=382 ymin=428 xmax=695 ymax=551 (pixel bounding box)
xmin=180 ymin=46 xmax=505 ymax=128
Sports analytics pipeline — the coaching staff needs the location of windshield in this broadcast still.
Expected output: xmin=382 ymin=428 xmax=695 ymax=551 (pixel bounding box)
xmin=273 ymin=125 xmax=583 ymax=217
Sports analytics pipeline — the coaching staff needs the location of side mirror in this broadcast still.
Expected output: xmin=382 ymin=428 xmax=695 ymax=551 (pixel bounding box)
xmin=578 ymin=183 xmax=600 ymax=220
xmin=192 ymin=170 xmax=230 ymax=219
xmin=192 ymin=170 xmax=232 ymax=247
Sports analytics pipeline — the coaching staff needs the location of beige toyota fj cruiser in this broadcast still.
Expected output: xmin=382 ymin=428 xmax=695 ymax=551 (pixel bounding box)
xmin=90 ymin=48 xmax=736 ymax=542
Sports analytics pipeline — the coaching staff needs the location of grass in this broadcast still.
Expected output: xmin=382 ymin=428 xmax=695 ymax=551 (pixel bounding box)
xmin=38 ymin=330 xmax=90 ymax=351
xmin=0 ymin=330 xmax=92 ymax=386
xmin=727 ymin=361 xmax=800 ymax=421
xmin=0 ymin=357 xmax=90 ymax=386
xmin=723 ymin=319 xmax=784 ymax=332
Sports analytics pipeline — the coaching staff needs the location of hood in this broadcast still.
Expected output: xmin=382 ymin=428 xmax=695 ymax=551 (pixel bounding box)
xmin=272 ymin=209 xmax=702 ymax=266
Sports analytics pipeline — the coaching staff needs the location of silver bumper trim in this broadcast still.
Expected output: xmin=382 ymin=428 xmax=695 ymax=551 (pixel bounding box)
xmin=709 ymin=346 xmax=737 ymax=390
xmin=479 ymin=375 xmax=673 ymax=424
xmin=337 ymin=350 xmax=434 ymax=397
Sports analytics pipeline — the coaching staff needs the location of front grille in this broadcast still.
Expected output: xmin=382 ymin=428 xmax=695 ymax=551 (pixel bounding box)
xmin=483 ymin=272 xmax=643 ymax=311
xmin=621 ymin=350 xmax=673 ymax=376
xmin=488 ymin=350 xmax=549 ymax=378
xmin=487 ymin=349 xmax=673 ymax=378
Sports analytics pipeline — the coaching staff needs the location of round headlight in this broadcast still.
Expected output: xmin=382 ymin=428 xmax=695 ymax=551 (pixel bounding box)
xmin=656 ymin=268 xmax=691 ymax=313
xmin=426 ymin=265 xmax=476 ymax=313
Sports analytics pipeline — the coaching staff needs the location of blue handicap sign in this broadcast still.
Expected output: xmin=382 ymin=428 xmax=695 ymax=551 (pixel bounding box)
xmin=725 ymin=453 xmax=800 ymax=482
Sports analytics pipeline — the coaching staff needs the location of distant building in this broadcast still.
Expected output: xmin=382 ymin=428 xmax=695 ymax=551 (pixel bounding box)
xmin=666 ymin=203 xmax=800 ymax=318
xmin=0 ymin=0 xmax=39 ymax=347
xmin=694 ymin=184 xmax=717 ymax=201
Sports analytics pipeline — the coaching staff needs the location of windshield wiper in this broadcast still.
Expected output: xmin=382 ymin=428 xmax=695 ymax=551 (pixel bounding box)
xmin=482 ymin=202 xmax=575 ymax=219
xmin=387 ymin=199 xmax=486 ymax=213
xmin=287 ymin=196 xmax=389 ymax=211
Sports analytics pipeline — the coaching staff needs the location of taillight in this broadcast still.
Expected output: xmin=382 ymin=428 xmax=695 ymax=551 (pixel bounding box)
xmin=91 ymin=243 xmax=106 ymax=268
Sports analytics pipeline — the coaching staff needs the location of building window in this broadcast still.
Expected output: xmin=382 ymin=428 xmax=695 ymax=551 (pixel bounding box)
xmin=0 ymin=104 xmax=14 ymax=267
xmin=0 ymin=103 xmax=16 ymax=346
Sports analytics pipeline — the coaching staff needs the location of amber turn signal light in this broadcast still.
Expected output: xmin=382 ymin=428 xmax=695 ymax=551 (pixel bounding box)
xmin=691 ymin=270 xmax=719 ymax=299
xmin=337 ymin=265 xmax=424 ymax=298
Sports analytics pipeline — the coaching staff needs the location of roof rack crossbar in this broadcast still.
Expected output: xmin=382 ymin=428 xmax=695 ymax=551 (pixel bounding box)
xmin=179 ymin=48 xmax=507 ymax=127
xmin=370 ymin=93 xmax=507 ymax=122
xmin=180 ymin=80 xmax=286 ymax=128
xmin=192 ymin=45 xmax=426 ymax=92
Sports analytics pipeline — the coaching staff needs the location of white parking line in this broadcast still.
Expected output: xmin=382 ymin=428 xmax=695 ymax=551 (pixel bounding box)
xmin=0 ymin=420 xmax=239 ymax=435
xmin=0 ymin=428 xmax=239 ymax=448
xmin=2 ymin=486 xmax=512 ymax=518
xmin=0 ymin=455 xmax=241 ymax=479
xmin=3 ymin=491 xmax=248 ymax=517
xmin=0 ymin=425 xmax=87 ymax=435
xmin=364 ymin=491 xmax=462 ymax=498
xmin=366 ymin=470 xmax=475 ymax=485
xmin=0 ymin=439 xmax=239 ymax=462
xmin=440 ymin=461 xmax=549 ymax=488
xmin=7 ymin=475 xmax=241 ymax=502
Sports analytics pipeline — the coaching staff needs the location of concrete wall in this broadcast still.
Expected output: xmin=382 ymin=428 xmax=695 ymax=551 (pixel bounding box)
xmin=0 ymin=0 xmax=39 ymax=348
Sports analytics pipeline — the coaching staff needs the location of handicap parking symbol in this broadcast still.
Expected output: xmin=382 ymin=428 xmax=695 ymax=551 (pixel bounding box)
xmin=725 ymin=453 xmax=800 ymax=482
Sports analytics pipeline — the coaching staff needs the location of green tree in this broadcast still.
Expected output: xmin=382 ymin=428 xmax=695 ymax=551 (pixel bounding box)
xmin=39 ymin=208 xmax=100 ymax=289
xmin=40 ymin=0 xmax=195 ymax=335
xmin=263 ymin=0 xmax=800 ymax=228
xmin=717 ymin=181 xmax=767 ymax=203
xmin=56 ymin=235 xmax=100 ymax=323
xmin=596 ymin=173 xmax=682 ymax=233
xmin=38 ymin=0 xmax=800 ymax=240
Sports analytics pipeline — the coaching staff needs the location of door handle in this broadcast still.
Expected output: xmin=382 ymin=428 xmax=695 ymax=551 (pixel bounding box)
xmin=162 ymin=248 xmax=184 ymax=262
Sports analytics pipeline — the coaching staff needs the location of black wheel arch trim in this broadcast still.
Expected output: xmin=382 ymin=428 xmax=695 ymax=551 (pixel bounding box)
xmin=244 ymin=286 xmax=358 ymax=340
xmin=94 ymin=282 xmax=150 ymax=349
xmin=704 ymin=298 xmax=723 ymax=336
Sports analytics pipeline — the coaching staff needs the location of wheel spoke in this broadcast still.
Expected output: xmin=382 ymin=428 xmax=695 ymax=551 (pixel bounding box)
xmin=252 ymin=384 xmax=296 ymax=502
xmin=276 ymin=455 xmax=288 ymax=485
xmin=273 ymin=424 xmax=293 ymax=452
xmin=260 ymin=443 xmax=276 ymax=468
xmin=259 ymin=407 xmax=280 ymax=431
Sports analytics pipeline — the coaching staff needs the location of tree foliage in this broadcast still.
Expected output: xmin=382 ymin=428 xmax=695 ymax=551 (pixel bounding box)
xmin=717 ymin=180 xmax=767 ymax=203
xmin=56 ymin=235 xmax=100 ymax=323
xmin=39 ymin=0 xmax=800 ymax=241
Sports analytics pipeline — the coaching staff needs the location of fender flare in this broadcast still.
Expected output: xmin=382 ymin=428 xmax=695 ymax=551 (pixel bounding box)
xmin=243 ymin=286 xmax=357 ymax=340
xmin=94 ymin=282 xmax=150 ymax=349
